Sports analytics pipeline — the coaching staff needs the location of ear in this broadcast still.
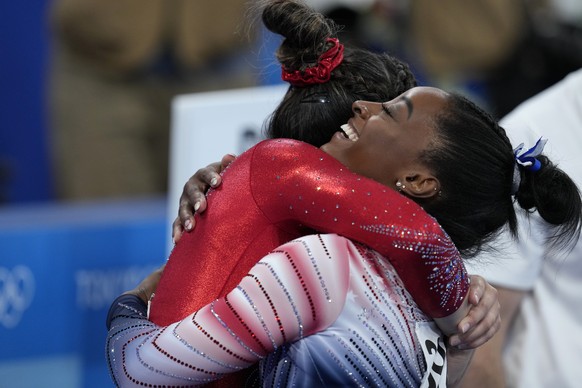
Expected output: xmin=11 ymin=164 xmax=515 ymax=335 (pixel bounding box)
xmin=399 ymin=172 xmax=440 ymax=199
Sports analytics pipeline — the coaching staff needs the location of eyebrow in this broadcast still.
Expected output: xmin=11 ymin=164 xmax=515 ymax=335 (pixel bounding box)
xmin=402 ymin=96 xmax=413 ymax=119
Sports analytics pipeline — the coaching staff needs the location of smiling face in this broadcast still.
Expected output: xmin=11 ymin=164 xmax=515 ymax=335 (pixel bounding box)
xmin=320 ymin=86 xmax=449 ymax=195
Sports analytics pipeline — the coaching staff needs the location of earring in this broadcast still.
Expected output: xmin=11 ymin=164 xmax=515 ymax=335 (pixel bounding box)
xmin=396 ymin=181 xmax=406 ymax=191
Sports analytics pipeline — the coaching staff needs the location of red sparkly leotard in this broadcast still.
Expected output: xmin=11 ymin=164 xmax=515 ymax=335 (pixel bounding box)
xmin=150 ymin=139 xmax=468 ymax=326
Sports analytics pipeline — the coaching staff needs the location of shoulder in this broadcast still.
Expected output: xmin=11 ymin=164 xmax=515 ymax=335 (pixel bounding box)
xmin=250 ymin=234 xmax=353 ymax=334
xmin=269 ymin=233 xmax=352 ymax=271
xmin=260 ymin=234 xmax=352 ymax=297
xmin=253 ymin=138 xmax=320 ymax=156
xmin=250 ymin=139 xmax=342 ymax=174
xmin=252 ymin=138 xmax=326 ymax=161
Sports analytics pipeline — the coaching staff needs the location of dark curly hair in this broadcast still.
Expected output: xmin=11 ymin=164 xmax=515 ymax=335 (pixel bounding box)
xmin=422 ymin=93 xmax=581 ymax=255
xmin=260 ymin=0 xmax=417 ymax=147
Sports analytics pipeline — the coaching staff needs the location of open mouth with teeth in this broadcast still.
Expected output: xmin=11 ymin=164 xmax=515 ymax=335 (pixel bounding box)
xmin=341 ymin=123 xmax=359 ymax=141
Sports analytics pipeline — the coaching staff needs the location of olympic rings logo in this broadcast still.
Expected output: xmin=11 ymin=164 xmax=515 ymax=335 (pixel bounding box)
xmin=0 ymin=266 xmax=35 ymax=329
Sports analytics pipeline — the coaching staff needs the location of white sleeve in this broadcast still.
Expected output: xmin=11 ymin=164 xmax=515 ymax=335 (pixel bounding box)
xmin=106 ymin=234 xmax=351 ymax=387
xmin=465 ymin=210 xmax=546 ymax=291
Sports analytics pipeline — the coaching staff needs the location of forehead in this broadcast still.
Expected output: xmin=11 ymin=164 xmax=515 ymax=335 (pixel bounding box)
xmin=403 ymin=86 xmax=449 ymax=103
xmin=388 ymin=86 xmax=449 ymax=124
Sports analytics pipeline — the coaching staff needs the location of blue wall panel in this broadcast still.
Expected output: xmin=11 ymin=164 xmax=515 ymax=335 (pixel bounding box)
xmin=0 ymin=198 xmax=168 ymax=387
xmin=0 ymin=1 xmax=54 ymax=203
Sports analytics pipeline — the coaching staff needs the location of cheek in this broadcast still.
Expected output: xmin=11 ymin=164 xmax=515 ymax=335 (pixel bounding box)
xmin=363 ymin=136 xmax=395 ymax=161
xmin=344 ymin=142 xmax=394 ymax=181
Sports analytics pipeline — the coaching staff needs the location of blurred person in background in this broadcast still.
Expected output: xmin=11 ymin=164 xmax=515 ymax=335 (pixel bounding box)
xmin=48 ymin=0 xmax=258 ymax=200
xmin=407 ymin=0 xmax=582 ymax=118
xmin=461 ymin=69 xmax=582 ymax=387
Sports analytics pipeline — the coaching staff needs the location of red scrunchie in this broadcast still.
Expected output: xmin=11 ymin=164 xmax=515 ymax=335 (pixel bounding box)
xmin=281 ymin=38 xmax=345 ymax=87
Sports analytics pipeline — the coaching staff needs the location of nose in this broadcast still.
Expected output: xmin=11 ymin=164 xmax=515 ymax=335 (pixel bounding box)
xmin=352 ymin=100 xmax=371 ymax=119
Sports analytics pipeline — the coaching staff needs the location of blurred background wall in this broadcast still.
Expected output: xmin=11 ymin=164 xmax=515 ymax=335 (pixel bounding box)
xmin=0 ymin=0 xmax=53 ymax=204
xmin=3 ymin=0 xmax=581 ymax=206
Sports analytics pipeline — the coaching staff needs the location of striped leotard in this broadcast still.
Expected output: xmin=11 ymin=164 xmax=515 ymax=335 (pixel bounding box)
xmin=107 ymin=234 xmax=448 ymax=387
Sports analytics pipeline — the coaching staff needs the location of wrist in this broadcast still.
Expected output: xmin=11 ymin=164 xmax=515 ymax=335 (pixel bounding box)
xmin=106 ymin=294 xmax=147 ymax=330
xmin=446 ymin=347 xmax=475 ymax=387
xmin=434 ymin=296 xmax=470 ymax=336
xmin=123 ymin=286 xmax=150 ymax=305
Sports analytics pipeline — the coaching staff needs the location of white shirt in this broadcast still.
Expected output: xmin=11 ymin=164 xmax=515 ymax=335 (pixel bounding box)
xmin=466 ymin=68 xmax=582 ymax=388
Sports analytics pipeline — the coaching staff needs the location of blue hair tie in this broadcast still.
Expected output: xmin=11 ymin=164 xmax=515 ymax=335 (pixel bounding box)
xmin=511 ymin=137 xmax=547 ymax=195
xmin=514 ymin=137 xmax=547 ymax=172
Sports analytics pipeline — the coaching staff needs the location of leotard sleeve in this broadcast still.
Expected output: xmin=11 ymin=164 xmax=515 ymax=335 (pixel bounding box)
xmin=106 ymin=234 xmax=351 ymax=387
xmin=249 ymin=139 xmax=469 ymax=318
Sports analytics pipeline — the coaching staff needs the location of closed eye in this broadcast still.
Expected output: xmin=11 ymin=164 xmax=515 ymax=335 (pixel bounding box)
xmin=381 ymin=103 xmax=393 ymax=118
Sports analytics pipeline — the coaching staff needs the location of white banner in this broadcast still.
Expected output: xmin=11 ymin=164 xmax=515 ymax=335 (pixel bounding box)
xmin=166 ymin=84 xmax=288 ymax=252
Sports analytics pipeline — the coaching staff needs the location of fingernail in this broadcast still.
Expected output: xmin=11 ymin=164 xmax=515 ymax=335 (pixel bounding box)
xmin=461 ymin=323 xmax=470 ymax=334
xmin=210 ymin=177 xmax=218 ymax=187
xmin=185 ymin=219 xmax=193 ymax=230
xmin=194 ymin=202 xmax=200 ymax=212
xmin=449 ymin=337 xmax=460 ymax=347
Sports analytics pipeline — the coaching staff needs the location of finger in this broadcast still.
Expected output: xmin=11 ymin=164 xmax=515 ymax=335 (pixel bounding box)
xmin=197 ymin=162 xmax=223 ymax=188
xmin=178 ymin=202 xmax=197 ymax=233
xmin=177 ymin=204 xmax=195 ymax=233
xmin=451 ymin=298 xmax=500 ymax=348
xmin=220 ymin=153 xmax=236 ymax=171
xmin=182 ymin=177 xmax=208 ymax=214
xmin=183 ymin=162 xmax=223 ymax=210
xmin=456 ymin=294 xmax=498 ymax=339
xmin=457 ymin=276 xmax=493 ymax=334
xmin=450 ymin=282 xmax=499 ymax=346
xmin=451 ymin=318 xmax=489 ymax=348
xmin=451 ymin=313 xmax=501 ymax=349
xmin=468 ymin=275 xmax=486 ymax=305
xmin=178 ymin=185 xmax=203 ymax=231
xmin=176 ymin=160 xmax=224 ymax=234
xmin=172 ymin=217 xmax=184 ymax=244
xmin=453 ymin=277 xmax=484 ymax=335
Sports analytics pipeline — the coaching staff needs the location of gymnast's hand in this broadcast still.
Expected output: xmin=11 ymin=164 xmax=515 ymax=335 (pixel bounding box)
xmin=172 ymin=154 xmax=236 ymax=243
xmin=448 ymin=275 xmax=500 ymax=349
xmin=123 ymin=265 xmax=165 ymax=304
